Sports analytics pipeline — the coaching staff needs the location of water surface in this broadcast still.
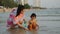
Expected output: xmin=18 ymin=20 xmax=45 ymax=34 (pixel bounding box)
xmin=0 ymin=9 xmax=60 ymax=34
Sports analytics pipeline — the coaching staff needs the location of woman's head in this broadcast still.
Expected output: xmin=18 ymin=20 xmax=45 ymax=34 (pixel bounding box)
xmin=30 ymin=13 xmax=36 ymax=19
xmin=16 ymin=5 xmax=25 ymax=17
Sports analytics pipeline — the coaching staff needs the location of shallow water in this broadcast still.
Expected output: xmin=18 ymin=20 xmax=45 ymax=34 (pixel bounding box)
xmin=0 ymin=9 xmax=60 ymax=34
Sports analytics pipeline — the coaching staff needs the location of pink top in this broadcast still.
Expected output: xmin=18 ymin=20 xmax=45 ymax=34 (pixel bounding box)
xmin=14 ymin=13 xmax=25 ymax=24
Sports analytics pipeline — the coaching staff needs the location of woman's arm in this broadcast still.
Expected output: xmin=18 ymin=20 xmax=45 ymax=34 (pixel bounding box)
xmin=17 ymin=21 xmax=28 ymax=30
xmin=16 ymin=21 xmax=24 ymax=28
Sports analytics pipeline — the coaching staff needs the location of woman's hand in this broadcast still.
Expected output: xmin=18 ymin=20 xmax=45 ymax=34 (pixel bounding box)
xmin=24 ymin=28 xmax=29 ymax=31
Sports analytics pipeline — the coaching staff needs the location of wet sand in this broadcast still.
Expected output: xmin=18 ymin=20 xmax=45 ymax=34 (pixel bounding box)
xmin=0 ymin=9 xmax=60 ymax=34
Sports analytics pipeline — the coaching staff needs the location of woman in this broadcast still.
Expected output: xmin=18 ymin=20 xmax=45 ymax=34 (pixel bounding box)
xmin=14 ymin=5 xmax=28 ymax=30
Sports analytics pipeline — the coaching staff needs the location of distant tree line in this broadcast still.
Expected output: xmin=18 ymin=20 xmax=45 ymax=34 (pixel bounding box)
xmin=0 ymin=0 xmax=31 ymax=8
xmin=24 ymin=4 xmax=31 ymax=9
xmin=0 ymin=0 xmax=18 ymax=8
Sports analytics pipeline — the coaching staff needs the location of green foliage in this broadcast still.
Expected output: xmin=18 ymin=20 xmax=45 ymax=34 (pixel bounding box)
xmin=0 ymin=0 xmax=18 ymax=8
xmin=24 ymin=4 xmax=31 ymax=9
xmin=0 ymin=0 xmax=31 ymax=8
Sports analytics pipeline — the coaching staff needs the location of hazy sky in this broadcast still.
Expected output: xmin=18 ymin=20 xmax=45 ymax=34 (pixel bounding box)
xmin=28 ymin=0 xmax=60 ymax=8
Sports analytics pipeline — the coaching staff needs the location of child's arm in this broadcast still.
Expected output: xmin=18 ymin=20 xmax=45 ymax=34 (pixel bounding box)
xmin=28 ymin=20 xmax=33 ymax=30
xmin=35 ymin=20 xmax=39 ymax=29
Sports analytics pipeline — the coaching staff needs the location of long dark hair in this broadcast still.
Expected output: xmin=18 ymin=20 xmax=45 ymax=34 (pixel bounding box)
xmin=16 ymin=5 xmax=25 ymax=17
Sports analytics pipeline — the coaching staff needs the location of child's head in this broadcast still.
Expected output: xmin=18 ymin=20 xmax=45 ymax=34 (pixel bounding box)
xmin=30 ymin=13 xmax=36 ymax=19
xmin=16 ymin=5 xmax=25 ymax=17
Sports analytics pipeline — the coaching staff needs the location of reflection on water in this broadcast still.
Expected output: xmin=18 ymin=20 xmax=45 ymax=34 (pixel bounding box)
xmin=1 ymin=28 xmax=38 ymax=34
xmin=7 ymin=28 xmax=26 ymax=34
xmin=0 ymin=9 xmax=60 ymax=34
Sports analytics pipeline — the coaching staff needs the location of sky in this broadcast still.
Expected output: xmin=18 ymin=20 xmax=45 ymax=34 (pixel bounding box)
xmin=28 ymin=0 xmax=60 ymax=8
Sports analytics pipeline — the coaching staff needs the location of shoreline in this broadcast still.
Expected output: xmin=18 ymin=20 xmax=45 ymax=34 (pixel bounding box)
xmin=0 ymin=8 xmax=60 ymax=12
xmin=0 ymin=8 xmax=47 ymax=12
